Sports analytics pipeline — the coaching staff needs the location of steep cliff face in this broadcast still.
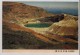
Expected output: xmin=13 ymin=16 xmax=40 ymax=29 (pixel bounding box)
xmin=38 ymin=14 xmax=64 ymax=22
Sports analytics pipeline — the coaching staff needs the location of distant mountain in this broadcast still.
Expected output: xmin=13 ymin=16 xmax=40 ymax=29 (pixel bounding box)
xmin=44 ymin=8 xmax=78 ymax=16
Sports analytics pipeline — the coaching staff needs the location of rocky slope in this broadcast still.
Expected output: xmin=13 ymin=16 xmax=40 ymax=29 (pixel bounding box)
xmin=3 ymin=21 xmax=78 ymax=49
xmin=46 ymin=14 xmax=78 ymax=41
xmin=3 ymin=21 xmax=55 ymax=49
xmin=3 ymin=2 xmax=54 ymax=24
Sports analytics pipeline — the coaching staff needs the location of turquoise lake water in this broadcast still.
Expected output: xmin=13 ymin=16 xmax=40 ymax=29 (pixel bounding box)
xmin=25 ymin=23 xmax=52 ymax=28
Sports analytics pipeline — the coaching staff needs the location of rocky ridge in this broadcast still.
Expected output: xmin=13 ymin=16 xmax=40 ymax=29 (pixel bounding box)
xmin=46 ymin=14 xmax=78 ymax=41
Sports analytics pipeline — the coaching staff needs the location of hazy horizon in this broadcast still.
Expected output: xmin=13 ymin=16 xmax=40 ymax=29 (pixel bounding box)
xmin=18 ymin=2 xmax=78 ymax=9
xmin=20 ymin=2 xmax=78 ymax=16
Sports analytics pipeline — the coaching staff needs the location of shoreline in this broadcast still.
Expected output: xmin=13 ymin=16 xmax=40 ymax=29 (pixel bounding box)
xmin=26 ymin=27 xmax=49 ymax=34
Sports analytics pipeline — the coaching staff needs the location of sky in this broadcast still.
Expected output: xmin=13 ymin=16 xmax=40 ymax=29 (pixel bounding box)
xmin=19 ymin=2 xmax=78 ymax=9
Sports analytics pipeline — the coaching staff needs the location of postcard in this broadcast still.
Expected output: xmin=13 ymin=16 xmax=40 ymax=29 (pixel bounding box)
xmin=1 ymin=0 xmax=79 ymax=55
